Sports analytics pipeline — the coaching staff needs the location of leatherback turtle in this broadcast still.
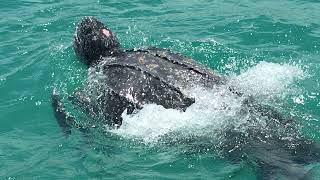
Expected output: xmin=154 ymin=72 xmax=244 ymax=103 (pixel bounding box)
xmin=52 ymin=16 xmax=320 ymax=180
xmin=54 ymin=16 xmax=225 ymax=128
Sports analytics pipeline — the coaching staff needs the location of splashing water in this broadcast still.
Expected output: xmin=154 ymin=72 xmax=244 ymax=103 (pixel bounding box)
xmin=113 ymin=61 xmax=306 ymax=143
xmin=229 ymin=61 xmax=305 ymax=97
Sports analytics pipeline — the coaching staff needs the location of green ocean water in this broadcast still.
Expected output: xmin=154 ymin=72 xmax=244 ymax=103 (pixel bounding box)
xmin=1 ymin=0 xmax=320 ymax=179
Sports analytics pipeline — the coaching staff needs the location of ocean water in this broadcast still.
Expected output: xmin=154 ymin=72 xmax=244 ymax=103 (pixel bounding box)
xmin=1 ymin=0 xmax=320 ymax=179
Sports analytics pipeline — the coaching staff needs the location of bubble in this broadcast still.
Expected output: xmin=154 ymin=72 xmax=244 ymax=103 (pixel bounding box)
xmin=293 ymin=95 xmax=305 ymax=104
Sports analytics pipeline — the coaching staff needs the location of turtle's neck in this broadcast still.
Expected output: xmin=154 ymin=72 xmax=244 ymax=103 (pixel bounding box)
xmin=88 ymin=48 xmax=126 ymax=67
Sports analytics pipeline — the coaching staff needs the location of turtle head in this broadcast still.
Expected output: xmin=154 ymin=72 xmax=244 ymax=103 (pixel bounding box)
xmin=73 ymin=16 xmax=121 ymax=66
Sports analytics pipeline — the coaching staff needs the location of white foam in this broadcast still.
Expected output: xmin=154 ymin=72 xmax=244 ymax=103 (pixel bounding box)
xmin=114 ymin=86 xmax=244 ymax=143
xmin=112 ymin=61 xmax=305 ymax=143
xmin=229 ymin=61 xmax=305 ymax=97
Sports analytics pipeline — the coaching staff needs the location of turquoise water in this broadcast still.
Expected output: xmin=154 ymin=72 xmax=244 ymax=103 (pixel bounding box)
xmin=1 ymin=0 xmax=320 ymax=179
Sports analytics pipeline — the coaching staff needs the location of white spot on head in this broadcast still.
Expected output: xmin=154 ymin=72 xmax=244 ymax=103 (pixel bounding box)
xmin=102 ymin=29 xmax=111 ymax=37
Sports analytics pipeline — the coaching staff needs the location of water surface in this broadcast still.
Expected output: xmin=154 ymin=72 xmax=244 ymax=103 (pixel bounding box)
xmin=1 ymin=0 xmax=320 ymax=179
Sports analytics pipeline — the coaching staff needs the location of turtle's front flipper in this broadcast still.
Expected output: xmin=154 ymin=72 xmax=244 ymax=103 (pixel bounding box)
xmin=52 ymin=88 xmax=72 ymax=137
xmin=51 ymin=88 xmax=88 ymax=137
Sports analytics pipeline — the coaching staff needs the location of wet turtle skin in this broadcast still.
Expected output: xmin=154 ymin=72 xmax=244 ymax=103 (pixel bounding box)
xmin=71 ymin=47 xmax=225 ymax=127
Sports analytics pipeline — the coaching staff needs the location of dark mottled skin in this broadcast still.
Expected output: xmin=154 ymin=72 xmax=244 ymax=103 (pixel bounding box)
xmin=70 ymin=47 xmax=224 ymax=127
xmin=52 ymin=16 xmax=320 ymax=180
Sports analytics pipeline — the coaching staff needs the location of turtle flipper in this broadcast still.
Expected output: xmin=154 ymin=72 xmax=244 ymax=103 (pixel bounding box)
xmin=51 ymin=88 xmax=88 ymax=137
xmin=52 ymin=88 xmax=72 ymax=137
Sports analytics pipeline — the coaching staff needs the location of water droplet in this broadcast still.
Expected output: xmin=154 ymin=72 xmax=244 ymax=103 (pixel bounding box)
xmin=293 ymin=95 xmax=304 ymax=104
xmin=35 ymin=101 xmax=42 ymax=106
